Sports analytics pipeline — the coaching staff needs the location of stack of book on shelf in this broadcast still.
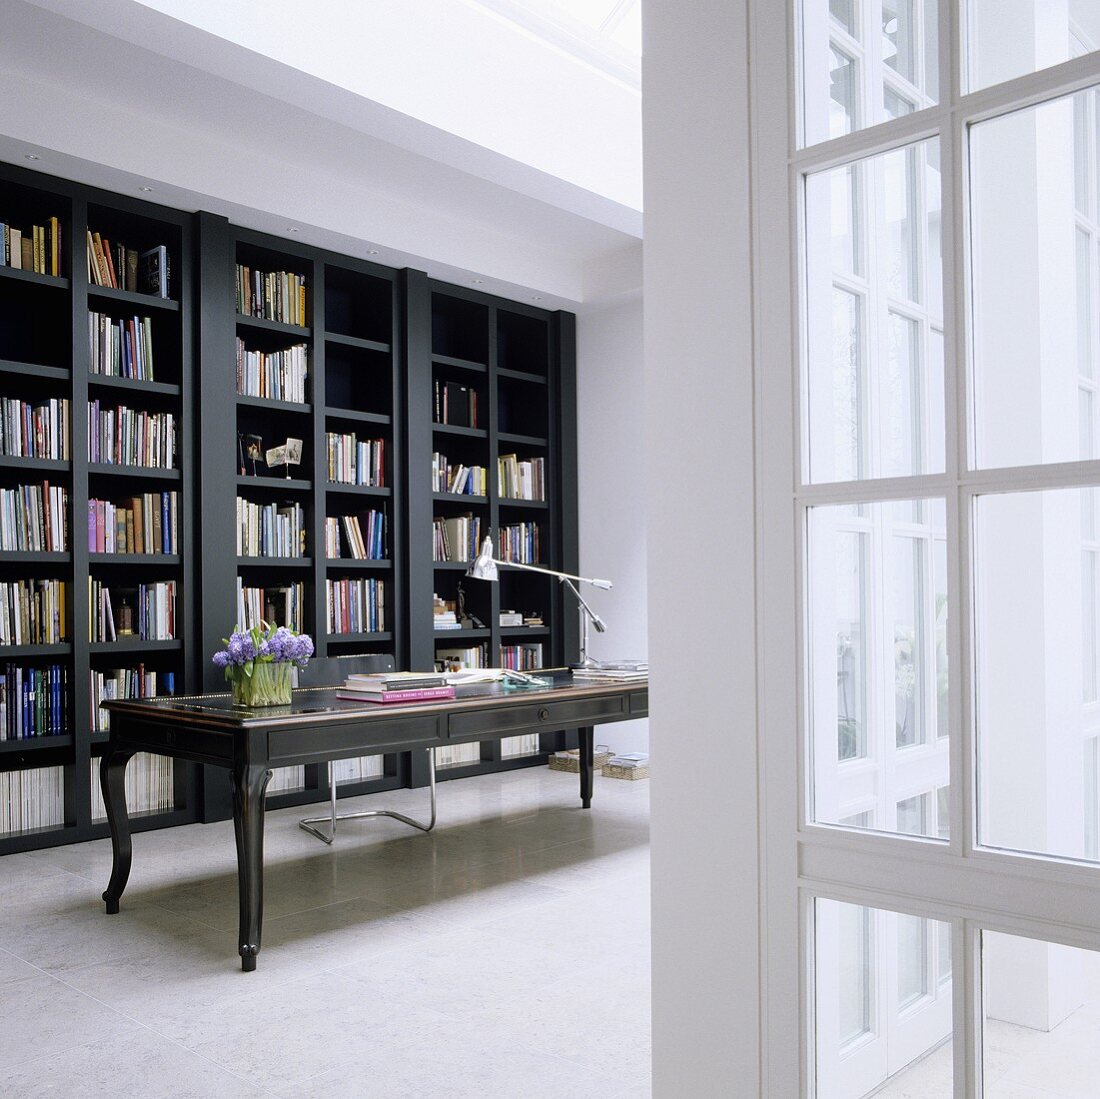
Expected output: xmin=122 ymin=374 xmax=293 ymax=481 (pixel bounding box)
xmin=326 ymin=577 xmax=385 ymax=634
xmin=433 ymin=379 xmax=479 ymax=428
xmin=602 ymin=752 xmax=650 ymax=781
xmin=1 ymin=664 xmax=68 ymax=739
xmin=325 ymin=510 xmax=385 ymax=560
xmin=88 ymin=313 xmax=156 ymax=380
xmin=88 ymin=493 xmax=178 ymax=555
xmin=2 ymin=767 xmax=64 ymax=834
xmin=498 ymin=454 xmax=545 ymax=501
xmin=1 ymin=484 xmax=68 ymax=552
xmin=573 ymin=661 xmax=648 ymax=683
xmin=498 ymin=521 xmax=540 ymax=564
xmin=432 ymin=453 xmax=487 ymax=495
xmin=236 ymin=264 xmax=307 ymax=326
xmin=435 ymin=645 xmax=489 ymax=671
xmin=0 ymin=397 xmax=70 ymax=460
xmin=432 ymin=513 xmax=481 ymax=562
xmin=338 ymin=671 xmax=454 ymax=704
xmin=500 ymin=643 xmax=542 ymax=670
xmin=326 ymin=433 xmax=385 ymax=486
xmin=90 ymin=753 xmax=173 ymax=821
xmin=236 ymin=578 xmax=305 ymax=633
xmin=0 ymin=580 xmax=66 ymax=644
xmin=90 ymin=666 xmax=173 ymax=732
xmin=432 ymin=594 xmax=459 ymax=630
xmin=235 ymin=339 xmax=308 ymax=403
xmin=87 ymin=402 xmax=176 ymax=468
xmin=1 ymin=216 xmax=61 ymax=275
xmin=235 ymin=499 xmax=305 ymax=558
xmin=87 ymin=236 xmax=169 ymax=298
xmin=87 ymin=580 xmax=176 ymax=642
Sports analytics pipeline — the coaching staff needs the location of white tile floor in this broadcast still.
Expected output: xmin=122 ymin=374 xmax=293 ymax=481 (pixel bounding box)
xmin=0 ymin=766 xmax=652 ymax=1098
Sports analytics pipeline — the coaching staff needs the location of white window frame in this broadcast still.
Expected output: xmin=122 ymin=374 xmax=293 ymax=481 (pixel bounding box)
xmin=750 ymin=2 xmax=1100 ymax=1095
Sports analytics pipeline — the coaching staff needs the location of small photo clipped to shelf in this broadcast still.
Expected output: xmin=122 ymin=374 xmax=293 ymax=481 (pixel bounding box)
xmin=1 ymin=214 xmax=63 ymax=277
xmin=212 ymin=622 xmax=314 ymax=708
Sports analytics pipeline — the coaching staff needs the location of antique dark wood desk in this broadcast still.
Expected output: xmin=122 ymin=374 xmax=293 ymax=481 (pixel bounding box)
xmin=100 ymin=677 xmax=649 ymax=970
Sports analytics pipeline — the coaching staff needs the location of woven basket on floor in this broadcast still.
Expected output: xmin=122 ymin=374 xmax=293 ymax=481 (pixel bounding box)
xmin=549 ymin=751 xmax=612 ymax=774
xmin=601 ymin=762 xmax=650 ymax=781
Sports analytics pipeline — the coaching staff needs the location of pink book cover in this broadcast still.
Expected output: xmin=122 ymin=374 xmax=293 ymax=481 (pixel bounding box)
xmin=337 ymin=686 xmax=456 ymax=704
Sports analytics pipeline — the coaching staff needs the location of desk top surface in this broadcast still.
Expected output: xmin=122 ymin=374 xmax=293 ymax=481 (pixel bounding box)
xmin=101 ymin=675 xmax=648 ymax=731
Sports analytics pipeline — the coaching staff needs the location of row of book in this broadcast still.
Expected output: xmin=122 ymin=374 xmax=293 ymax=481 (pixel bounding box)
xmin=432 ymin=453 xmax=487 ymax=496
xmin=87 ymin=493 xmax=178 ymax=555
xmin=326 ymin=577 xmax=385 ymax=634
xmin=1 ymin=767 xmax=64 ymax=837
xmin=433 ymin=379 xmax=480 ymax=429
xmin=326 ymin=433 xmax=385 ymax=486
xmin=1 ymin=217 xmax=61 ymax=276
xmin=332 ymin=755 xmax=384 ymax=783
xmin=498 ymin=522 xmax=541 ymax=564
xmin=236 ymin=578 xmax=305 ymax=633
xmin=87 ymin=402 xmax=176 ymax=469
xmin=88 ymin=313 xmax=156 ymax=381
xmin=0 ymin=664 xmax=68 ymax=739
xmin=498 ymin=454 xmax=545 ymax=501
xmin=500 ymin=642 xmax=543 ymax=671
xmin=435 ymin=644 xmax=489 ymax=670
xmin=324 ymin=510 xmax=386 ymax=560
xmin=0 ymin=483 xmax=68 ymax=553
xmin=90 ymin=754 xmax=173 ymax=822
xmin=0 ymin=397 xmax=70 ymax=460
xmin=235 ymin=339 xmax=308 ymax=403
xmin=265 ymin=766 xmax=305 ymax=796
xmin=0 ymin=580 xmax=66 ymax=646
xmin=87 ymin=235 xmax=169 ymax=298
xmin=235 ymin=498 xmax=306 ymax=558
xmin=90 ymin=666 xmax=175 ymax=733
xmin=236 ymin=264 xmax=307 ymax=327
xmin=87 ymin=580 xmax=176 ymax=642
xmin=432 ymin=512 xmax=482 ymax=563
xmin=501 ymin=734 xmax=541 ymax=759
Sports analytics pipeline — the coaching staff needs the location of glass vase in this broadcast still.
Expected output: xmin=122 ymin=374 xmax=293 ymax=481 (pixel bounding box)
xmin=231 ymin=661 xmax=292 ymax=707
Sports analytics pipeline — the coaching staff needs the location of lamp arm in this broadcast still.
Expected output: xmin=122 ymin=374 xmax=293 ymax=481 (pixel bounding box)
xmin=559 ymin=576 xmax=606 ymax=632
xmin=485 ymin=557 xmax=612 ymax=589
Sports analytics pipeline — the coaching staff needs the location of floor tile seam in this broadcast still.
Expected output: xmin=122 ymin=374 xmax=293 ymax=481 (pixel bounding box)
xmin=0 ymin=943 xmax=56 ymax=981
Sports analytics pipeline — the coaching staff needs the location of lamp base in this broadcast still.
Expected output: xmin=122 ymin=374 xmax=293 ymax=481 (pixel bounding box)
xmin=570 ymin=657 xmax=603 ymax=672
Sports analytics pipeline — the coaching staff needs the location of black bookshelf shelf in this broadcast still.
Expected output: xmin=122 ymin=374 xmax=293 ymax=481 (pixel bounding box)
xmin=87 ymin=375 xmax=181 ymax=397
xmin=88 ymin=553 xmax=182 ymax=566
xmin=0 ymin=360 xmax=69 ymax=382
xmin=325 ymin=483 xmax=391 ymax=497
xmin=0 ymin=736 xmax=74 ymax=755
xmin=432 ymin=424 xmax=487 ymax=439
xmin=433 ymin=628 xmax=490 ymax=640
xmin=87 ymin=464 xmax=180 ymax=482
xmin=433 ymin=492 xmax=488 ymax=504
xmin=326 ymin=332 xmax=390 ymax=354
xmin=0 ymin=266 xmax=70 ymax=291
xmin=236 ymin=475 xmax=313 ymax=492
xmin=500 ymin=626 xmax=551 ymax=637
xmin=499 ymin=498 xmax=549 ymax=509
xmin=0 ymin=551 xmax=71 ymax=564
xmin=0 ymin=456 xmax=69 ymax=474
xmin=497 ymin=367 xmax=547 ymax=385
xmin=324 ymin=407 xmax=391 ymax=426
xmin=326 ymin=631 xmax=394 ymax=643
xmin=236 ymin=314 xmax=312 ymax=339
xmin=87 ymin=285 xmax=179 ymax=312
xmin=0 ymin=643 xmax=72 ymax=658
xmin=88 ymin=639 xmax=182 ymax=654
xmin=433 ymin=561 xmax=474 ymax=570
xmin=432 ymin=353 xmax=487 ymax=374
xmin=235 ymin=395 xmax=311 ymax=415
xmin=325 ymin=558 xmax=392 ymax=570
xmin=236 ymin=556 xmax=314 ymax=569
xmin=498 ymin=431 xmax=548 ymax=447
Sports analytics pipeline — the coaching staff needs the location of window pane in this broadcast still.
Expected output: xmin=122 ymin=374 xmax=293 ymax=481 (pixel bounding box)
xmin=816 ymin=899 xmax=952 ymax=1099
xmin=806 ymin=141 xmax=944 ymax=483
xmin=1084 ymin=551 xmax=1099 ymax=704
xmin=966 ymin=1 xmax=1100 ymax=94
xmin=801 ymin=0 xmax=938 ymax=148
xmin=975 ymin=488 xmax=1100 ymax=862
xmin=1086 ymin=738 xmax=1099 ymax=858
xmin=810 ymin=501 xmax=949 ymax=838
xmin=1079 ymin=229 xmax=1093 ymax=382
xmin=1075 ymin=92 xmax=1090 ymax=217
xmin=970 ymin=92 xmax=1100 ymax=469
xmin=982 ymin=931 xmax=1100 ymax=1094
xmin=884 ymin=85 xmax=915 ymax=119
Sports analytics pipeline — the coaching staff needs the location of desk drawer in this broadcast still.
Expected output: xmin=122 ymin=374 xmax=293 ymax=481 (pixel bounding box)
xmin=448 ymin=695 xmax=626 ymax=739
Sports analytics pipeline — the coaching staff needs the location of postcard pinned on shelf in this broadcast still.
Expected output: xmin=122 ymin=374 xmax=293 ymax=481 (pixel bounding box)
xmin=266 ymin=438 xmax=303 ymax=479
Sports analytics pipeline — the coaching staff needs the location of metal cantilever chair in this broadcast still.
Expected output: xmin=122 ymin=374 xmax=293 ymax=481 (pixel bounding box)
xmin=295 ymin=655 xmax=437 ymax=845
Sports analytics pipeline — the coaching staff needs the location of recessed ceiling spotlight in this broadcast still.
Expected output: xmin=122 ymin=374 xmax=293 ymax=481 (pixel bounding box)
xmin=472 ymin=279 xmax=484 ymax=285
xmin=24 ymin=153 xmax=40 ymax=161
xmin=140 ymin=186 xmax=154 ymax=193
xmin=287 ymin=226 xmax=300 ymax=233
xmin=367 ymin=249 xmax=379 ymax=255
xmin=531 ymin=296 xmax=542 ymax=302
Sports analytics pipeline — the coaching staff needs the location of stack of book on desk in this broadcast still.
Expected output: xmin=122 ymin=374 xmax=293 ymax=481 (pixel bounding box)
xmin=572 ymin=661 xmax=647 ymax=683
xmin=338 ymin=672 xmax=454 ymax=704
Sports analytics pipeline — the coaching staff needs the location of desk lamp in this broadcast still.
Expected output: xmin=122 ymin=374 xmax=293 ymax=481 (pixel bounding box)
xmin=466 ymin=536 xmax=612 ymax=670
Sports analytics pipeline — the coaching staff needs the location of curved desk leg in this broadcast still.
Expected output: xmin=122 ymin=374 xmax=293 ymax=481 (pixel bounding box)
xmin=101 ymin=747 xmax=135 ymax=914
xmin=579 ymin=726 xmax=594 ymax=809
xmin=232 ymin=764 xmax=272 ymax=972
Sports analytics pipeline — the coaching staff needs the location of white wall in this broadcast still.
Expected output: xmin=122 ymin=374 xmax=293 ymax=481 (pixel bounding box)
xmin=577 ymin=297 xmax=648 ymax=754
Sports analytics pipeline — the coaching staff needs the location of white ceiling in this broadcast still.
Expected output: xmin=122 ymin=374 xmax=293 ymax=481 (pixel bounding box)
xmin=1 ymin=0 xmax=643 ymax=308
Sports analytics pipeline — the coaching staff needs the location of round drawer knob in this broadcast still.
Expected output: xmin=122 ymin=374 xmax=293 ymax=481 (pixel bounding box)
xmin=538 ymin=707 xmax=550 ymax=722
